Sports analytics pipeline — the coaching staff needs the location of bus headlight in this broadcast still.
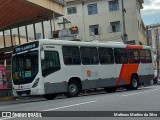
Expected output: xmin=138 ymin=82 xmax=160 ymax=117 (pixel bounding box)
xmin=32 ymin=78 xmax=40 ymax=88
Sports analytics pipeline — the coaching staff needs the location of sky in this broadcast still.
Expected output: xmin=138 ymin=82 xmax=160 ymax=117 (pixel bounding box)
xmin=141 ymin=0 xmax=160 ymax=25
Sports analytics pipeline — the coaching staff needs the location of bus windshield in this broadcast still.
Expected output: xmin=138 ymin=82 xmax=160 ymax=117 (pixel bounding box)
xmin=12 ymin=51 xmax=38 ymax=85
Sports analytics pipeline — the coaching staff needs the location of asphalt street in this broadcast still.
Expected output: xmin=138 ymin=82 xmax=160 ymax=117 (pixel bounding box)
xmin=0 ymin=86 xmax=160 ymax=120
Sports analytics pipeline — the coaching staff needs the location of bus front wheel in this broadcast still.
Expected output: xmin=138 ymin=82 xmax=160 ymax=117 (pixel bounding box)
xmin=66 ymin=81 xmax=80 ymax=98
xmin=43 ymin=94 xmax=57 ymax=100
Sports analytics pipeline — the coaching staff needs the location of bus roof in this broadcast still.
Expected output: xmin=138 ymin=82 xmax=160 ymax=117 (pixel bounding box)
xmin=38 ymin=39 xmax=151 ymax=49
xmin=13 ymin=39 xmax=151 ymax=53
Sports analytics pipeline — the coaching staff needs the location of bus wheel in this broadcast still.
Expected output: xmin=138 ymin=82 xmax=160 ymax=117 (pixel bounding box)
xmin=43 ymin=94 xmax=57 ymax=100
xmin=104 ymin=87 xmax=117 ymax=93
xmin=130 ymin=76 xmax=139 ymax=90
xmin=66 ymin=81 xmax=80 ymax=98
xmin=126 ymin=76 xmax=139 ymax=90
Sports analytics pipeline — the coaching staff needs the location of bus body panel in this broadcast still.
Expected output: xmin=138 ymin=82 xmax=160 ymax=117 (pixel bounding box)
xmin=138 ymin=63 xmax=154 ymax=84
xmin=81 ymin=64 xmax=117 ymax=89
xmin=43 ymin=65 xmax=83 ymax=94
xmin=117 ymin=64 xmax=140 ymax=85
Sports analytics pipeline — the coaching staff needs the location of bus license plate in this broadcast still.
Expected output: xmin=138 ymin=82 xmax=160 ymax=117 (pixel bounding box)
xmin=21 ymin=94 xmax=27 ymax=96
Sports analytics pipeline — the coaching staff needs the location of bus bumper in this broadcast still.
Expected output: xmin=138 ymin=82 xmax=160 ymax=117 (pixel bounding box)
xmin=12 ymin=84 xmax=45 ymax=97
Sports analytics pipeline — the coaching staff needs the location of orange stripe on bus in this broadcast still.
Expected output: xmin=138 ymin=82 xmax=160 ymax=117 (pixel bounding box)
xmin=126 ymin=45 xmax=143 ymax=50
xmin=116 ymin=65 xmax=124 ymax=86
xmin=116 ymin=64 xmax=139 ymax=86
xmin=116 ymin=45 xmax=142 ymax=86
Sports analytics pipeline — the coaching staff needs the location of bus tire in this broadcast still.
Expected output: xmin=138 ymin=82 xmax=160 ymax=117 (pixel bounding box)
xmin=126 ymin=76 xmax=139 ymax=90
xmin=104 ymin=87 xmax=117 ymax=93
xmin=66 ymin=81 xmax=80 ymax=98
xmin=43 ymin=94 xmax=57 ymax=100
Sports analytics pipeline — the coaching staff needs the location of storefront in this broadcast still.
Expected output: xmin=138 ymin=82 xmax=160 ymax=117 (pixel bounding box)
xmin=0 ymin=50 xmax=13 ymax=89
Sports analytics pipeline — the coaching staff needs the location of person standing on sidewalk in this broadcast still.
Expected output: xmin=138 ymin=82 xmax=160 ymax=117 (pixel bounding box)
xmin=153 ymin=77 xmax=158 ymax=85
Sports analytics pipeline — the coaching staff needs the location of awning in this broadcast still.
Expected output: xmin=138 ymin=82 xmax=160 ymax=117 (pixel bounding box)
xmin=0 ymin=0 xmax=59 ymax=31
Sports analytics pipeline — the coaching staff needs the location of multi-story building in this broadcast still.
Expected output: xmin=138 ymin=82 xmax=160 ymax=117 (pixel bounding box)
xmin=147 ymin=24 xmax=160 ymax=51
xmin=147 ymin=24 xmax=160 ymax=71
xmin=55 ymin=0 xmax=146 ymax=45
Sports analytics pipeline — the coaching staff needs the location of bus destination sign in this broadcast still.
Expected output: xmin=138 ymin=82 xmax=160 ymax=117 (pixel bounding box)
xmin=13 ymin=41 xmax=39 ymax=53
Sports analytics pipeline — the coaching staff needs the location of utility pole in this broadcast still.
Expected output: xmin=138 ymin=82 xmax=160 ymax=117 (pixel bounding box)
xmin=155 ymin=28 xmax=159 ymax=77
xmin=121 ymin=0 xmax=127 ymax=44
xmin=58 ymin=17 xmax=71 ymax=30
xmin=146 ymin=26 xmax=149 ymax=46
xmin=82 ymin=1 xmax=86 ymax=41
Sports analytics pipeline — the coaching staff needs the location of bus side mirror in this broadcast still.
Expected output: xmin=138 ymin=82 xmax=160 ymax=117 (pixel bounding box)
xmin=41 ymin=51 xmax=45 ymax=60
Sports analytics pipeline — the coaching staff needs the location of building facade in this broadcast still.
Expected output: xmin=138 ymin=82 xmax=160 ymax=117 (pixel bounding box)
xmin=147 ymin=24 xmax=160 ymax=71
xmin=55 ymin=0 xmax=146 ymax=44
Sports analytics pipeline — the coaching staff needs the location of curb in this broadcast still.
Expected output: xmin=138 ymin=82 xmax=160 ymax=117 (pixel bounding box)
xmin=0 ymin=96 xmax=15 ymax=101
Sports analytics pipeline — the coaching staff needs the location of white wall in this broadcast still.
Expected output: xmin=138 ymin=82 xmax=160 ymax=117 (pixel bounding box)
xmin=56 ymin=0 xmax=146 ymax=44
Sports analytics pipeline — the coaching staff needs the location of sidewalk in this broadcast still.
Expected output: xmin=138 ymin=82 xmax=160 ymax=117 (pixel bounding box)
xmin=0 ymin=89 xmax=45 ymax=106
xmin=0 ymin=96 xmax=46 ymax=106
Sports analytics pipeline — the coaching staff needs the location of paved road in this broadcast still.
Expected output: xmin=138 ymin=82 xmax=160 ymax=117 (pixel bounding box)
xmin=0 ymin=86 xmax=160 ymax=120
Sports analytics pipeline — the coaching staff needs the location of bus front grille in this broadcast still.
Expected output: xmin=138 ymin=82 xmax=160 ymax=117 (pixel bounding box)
xmin=16 ymin=90 xmax=31 ymax=96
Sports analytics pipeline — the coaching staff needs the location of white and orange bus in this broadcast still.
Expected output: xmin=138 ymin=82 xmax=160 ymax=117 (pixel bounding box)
xmin=12 ymin=39 xmax=154 ymax=100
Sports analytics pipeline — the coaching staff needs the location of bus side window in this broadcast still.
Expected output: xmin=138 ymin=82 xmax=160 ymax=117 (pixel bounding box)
xmin=128 ymin=49 xmax=140 ymax=64
xmin=98 ymin=47 xmax=114 ymax=64
xmin=114 ymin=48 xmax=128 ymax=64
xmin=62 ymin=46 xmax=81 ymax=65
xmin=80 ymin=47 xmax=99 ymax=65
xmin=41 ymin=51 xmax=60 ymax=77
xmin=140 ymin=49 xmax=152 ymax=63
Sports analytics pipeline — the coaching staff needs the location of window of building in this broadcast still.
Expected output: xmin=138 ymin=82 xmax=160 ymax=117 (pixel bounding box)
xmin=140 ymin=49 xmax=152 ymax=63
xmin=67 ymin=6 xmax=77 ymax=15
xmin=80 ymin=47 xmax=99 ymax=65
xmin=110 ymin=21 xmax=120 ymax=32
xmin=98 ymin=48 xmax=114 ymax=64
xmin=114 ymin=48 xmax=128 ymax=64
xmin=109 ymin=0 xmax=119 ymax=11
xmin=89 ymin=24 xmax=99 ymax=35
xmin=128 ymin=49 xmax=140 ymax=64
xmin=140 ymin=23 xmax=142 ymax=32
xmin=87 ymin=3 xmax=98 ymax=15
xmin=62 ymin=46 xmax=81 ymax=65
